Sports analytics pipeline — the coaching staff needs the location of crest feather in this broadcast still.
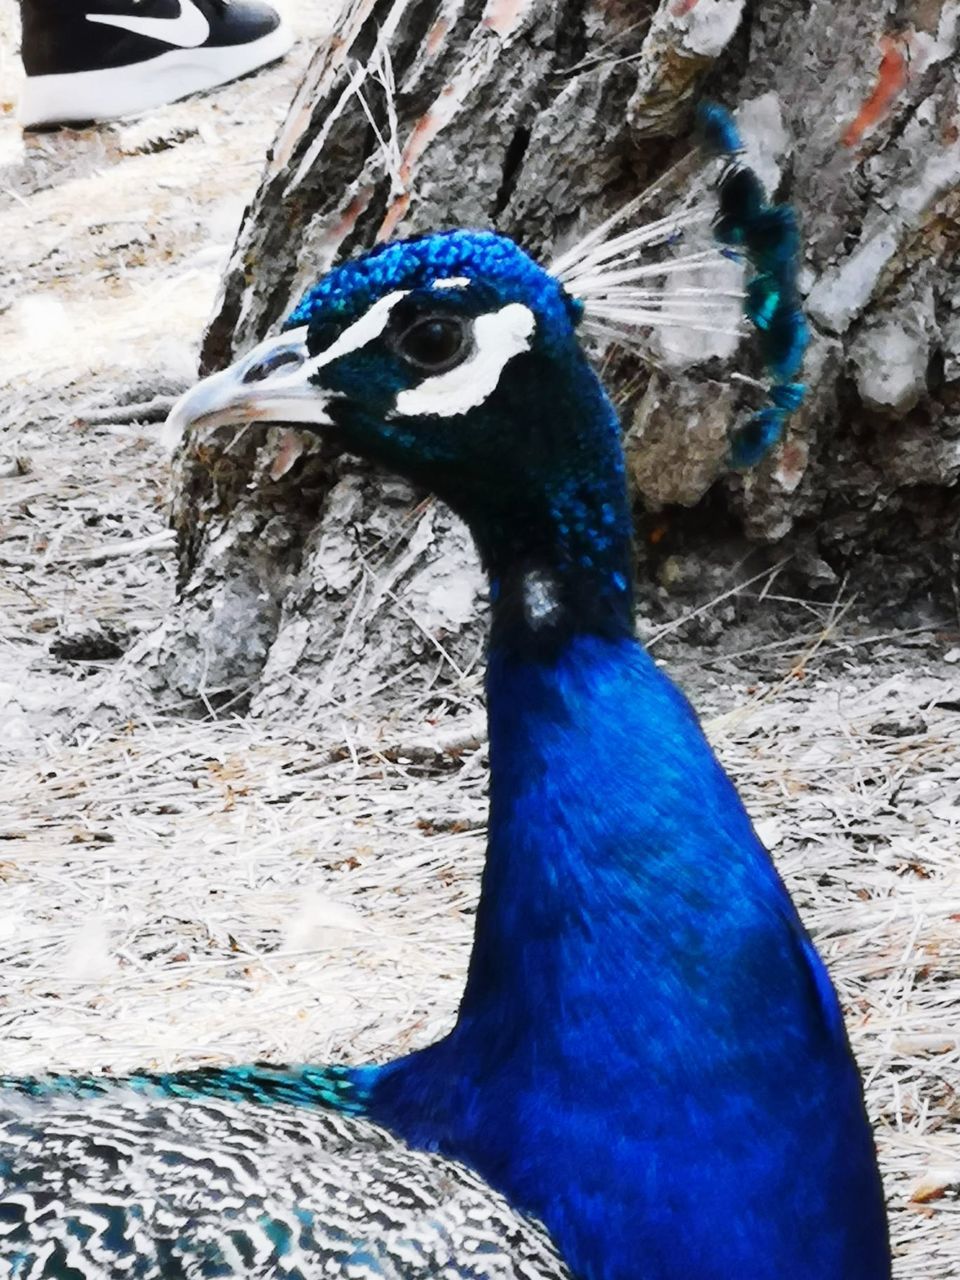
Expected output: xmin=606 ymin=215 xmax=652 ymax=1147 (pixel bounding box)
xmin=549 ymin=103 xmax=809 ymax=468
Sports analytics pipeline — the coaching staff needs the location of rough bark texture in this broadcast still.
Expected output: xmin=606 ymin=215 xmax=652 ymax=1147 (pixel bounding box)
xmin=111 ymin=0 xmax=960 ymax=722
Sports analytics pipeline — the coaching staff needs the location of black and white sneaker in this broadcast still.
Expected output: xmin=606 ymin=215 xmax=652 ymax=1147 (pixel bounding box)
xmin=19 ymin=0 xmax=294 ymax=128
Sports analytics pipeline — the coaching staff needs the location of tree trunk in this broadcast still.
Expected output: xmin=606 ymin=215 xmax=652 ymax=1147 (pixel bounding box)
xmin=102 ymin=0 xmax=960 ymax=724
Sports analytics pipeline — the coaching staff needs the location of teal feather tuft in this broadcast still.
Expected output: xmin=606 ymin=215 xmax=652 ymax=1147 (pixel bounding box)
xmin=729 ymin=407 xmax=787 ymax=468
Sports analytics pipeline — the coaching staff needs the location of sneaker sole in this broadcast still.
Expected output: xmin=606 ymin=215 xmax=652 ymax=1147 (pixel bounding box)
xmin=19 ymin=21 xmax=295 ymax=127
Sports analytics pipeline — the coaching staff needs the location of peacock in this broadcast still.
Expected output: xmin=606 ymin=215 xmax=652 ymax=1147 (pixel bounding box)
xmin=0 ymin=107 xmax=890 ymax=1280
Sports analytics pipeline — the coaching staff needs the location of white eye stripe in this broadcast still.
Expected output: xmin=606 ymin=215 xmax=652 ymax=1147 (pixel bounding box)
xmin=302 ymin=289 xmax=409 ymax=377
xmin=392 ymin=303 xmax=536 ymax=419
xmin=431 ymin=277 xmax=471 ymax=290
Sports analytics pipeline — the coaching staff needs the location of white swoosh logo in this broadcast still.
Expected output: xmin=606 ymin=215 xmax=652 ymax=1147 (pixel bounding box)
xmin=85 ymin=0 xmax=210 ymax=48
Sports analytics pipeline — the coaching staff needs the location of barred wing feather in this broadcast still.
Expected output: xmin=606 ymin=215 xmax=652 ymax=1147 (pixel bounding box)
xmin=0 ymin=1091 xmax=569 ymax=1279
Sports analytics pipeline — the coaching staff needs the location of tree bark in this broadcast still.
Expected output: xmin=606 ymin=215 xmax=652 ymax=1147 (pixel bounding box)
xmin=103 ymin=0 xmax=960 ymax=724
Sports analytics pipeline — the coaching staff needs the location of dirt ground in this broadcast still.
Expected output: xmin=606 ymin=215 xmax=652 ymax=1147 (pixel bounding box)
xmin=1 ymin=4 xmax=960 ymax=1276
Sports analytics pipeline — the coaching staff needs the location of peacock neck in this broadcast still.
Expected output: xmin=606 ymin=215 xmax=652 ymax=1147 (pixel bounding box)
xmin=364 ymin=630 xmax=889 ymax=1280
xmin=376 ymin=622 xmax=763 ymax=1084
xmin=465 ymin=348 xmax=637 ymax=651
xmin=455 ymin=630 xmax=708 ymax=1028
xmin=484 ymin=516 xmax=636 ymax=652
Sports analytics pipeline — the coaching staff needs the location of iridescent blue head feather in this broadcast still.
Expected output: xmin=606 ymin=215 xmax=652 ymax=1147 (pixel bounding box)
xmin=287 ymin=230 xmax=581 ymax=352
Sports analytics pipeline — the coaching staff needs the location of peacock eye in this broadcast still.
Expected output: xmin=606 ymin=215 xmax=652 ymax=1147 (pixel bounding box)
xmin=394 ymin=316 xmax=469 ymax=372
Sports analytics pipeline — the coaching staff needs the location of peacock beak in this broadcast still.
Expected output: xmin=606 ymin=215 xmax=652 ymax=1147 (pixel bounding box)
xmin=161 ymin=326 xmax=335 ymax=451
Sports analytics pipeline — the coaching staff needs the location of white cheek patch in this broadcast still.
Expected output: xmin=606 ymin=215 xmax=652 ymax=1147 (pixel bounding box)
xmin=303 ymin=289 xmax=409 ymax=376
xmin=393 ymin=303 xmax=536 ymax=419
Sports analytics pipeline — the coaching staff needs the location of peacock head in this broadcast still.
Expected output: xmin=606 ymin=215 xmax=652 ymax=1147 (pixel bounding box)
xmin=165 ymin=105 xmax=808 ymax=627
xmin=165 ymin=230 xmax=620 ymax=539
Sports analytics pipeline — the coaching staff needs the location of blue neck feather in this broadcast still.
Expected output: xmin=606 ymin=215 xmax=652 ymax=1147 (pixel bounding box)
xmin=363 ymin=629 xmax=889 ymax=1279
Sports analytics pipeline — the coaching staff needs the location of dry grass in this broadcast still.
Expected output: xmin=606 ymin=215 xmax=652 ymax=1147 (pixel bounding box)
xmin=1 ymin=5 xmax=959 ymax=1277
